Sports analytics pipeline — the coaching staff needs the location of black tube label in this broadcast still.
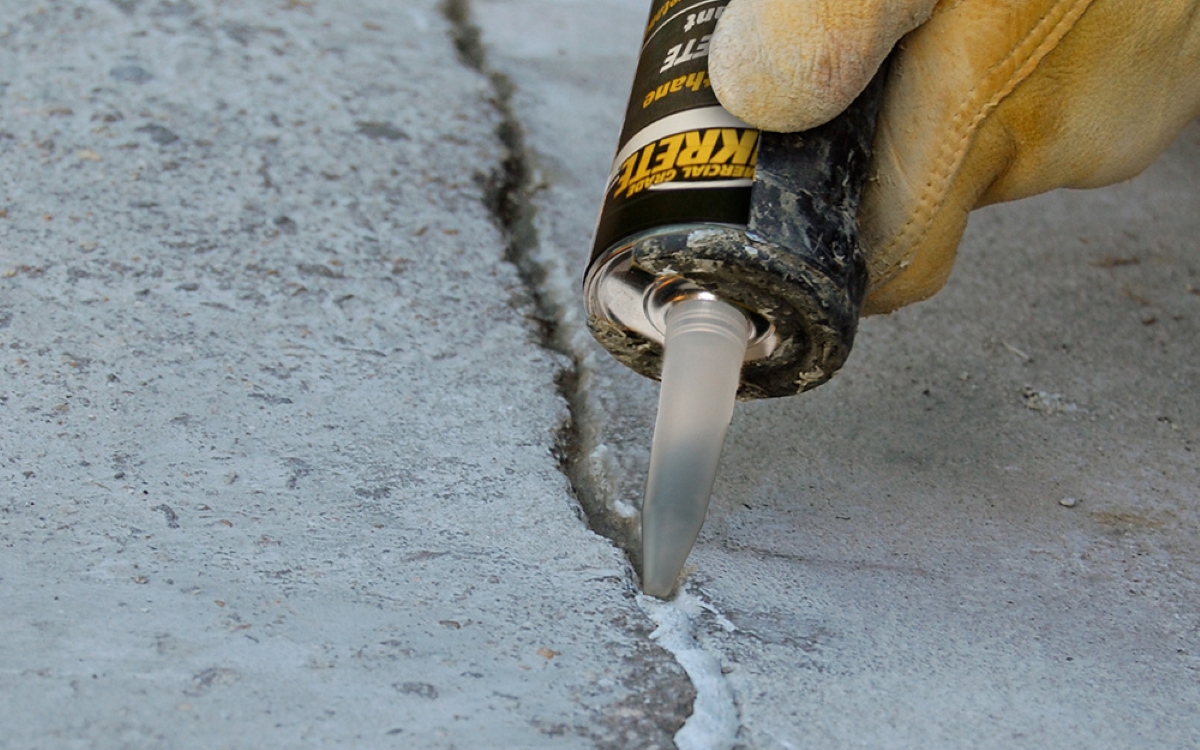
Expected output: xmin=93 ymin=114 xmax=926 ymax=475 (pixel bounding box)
xmin=590 ymin=0 xmax=756 ymax=265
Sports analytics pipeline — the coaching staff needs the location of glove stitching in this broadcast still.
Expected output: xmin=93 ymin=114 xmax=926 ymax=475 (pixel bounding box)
xmin=873 ymin=0 xmax=1098 ymax=285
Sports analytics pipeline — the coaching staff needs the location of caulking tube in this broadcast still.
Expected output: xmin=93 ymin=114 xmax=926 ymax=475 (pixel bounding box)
xmin=585 ymin=0 xmax=887 ymax=594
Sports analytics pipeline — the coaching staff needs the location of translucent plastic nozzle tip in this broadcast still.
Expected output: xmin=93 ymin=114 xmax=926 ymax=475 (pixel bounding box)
xmin=641 ymin=296 xmax=750 ymax=598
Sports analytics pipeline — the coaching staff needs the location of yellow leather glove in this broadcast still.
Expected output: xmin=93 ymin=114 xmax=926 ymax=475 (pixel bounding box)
xmin=708 ymin=0 xmax=1200 ymax=314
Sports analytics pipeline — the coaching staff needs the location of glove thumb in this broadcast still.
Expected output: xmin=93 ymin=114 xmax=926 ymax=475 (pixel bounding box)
xmin=708 ymin=0 xmax=937 ymax=131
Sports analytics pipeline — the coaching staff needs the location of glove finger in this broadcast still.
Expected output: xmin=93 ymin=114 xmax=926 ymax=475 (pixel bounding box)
xmin=860 ymin=0 xmax=1200 ymax=314
xmin=709 ymin=0 xmax=937 ymax=132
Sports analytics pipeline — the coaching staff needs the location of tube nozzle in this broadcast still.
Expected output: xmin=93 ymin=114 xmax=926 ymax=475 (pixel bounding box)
xmin=641 ymin=295 xmax=750 ymax=597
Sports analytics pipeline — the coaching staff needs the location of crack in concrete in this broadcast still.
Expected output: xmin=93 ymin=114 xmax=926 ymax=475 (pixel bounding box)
xmin=641 ymin=592 xmax=741 ymax=750
xmin=440 ymin=0 xmax=700 ymax=745
xmin=441 ymin=0 xmax=600 ymax=534
xmin=443 ymin=0 xmax=648 ymax=574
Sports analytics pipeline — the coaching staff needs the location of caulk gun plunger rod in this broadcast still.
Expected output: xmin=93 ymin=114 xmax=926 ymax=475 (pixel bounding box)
xmin=641 ymin=295 xmax=750 ymax=598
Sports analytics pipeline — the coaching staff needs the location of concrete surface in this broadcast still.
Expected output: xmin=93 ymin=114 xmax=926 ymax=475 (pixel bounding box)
xmin=2 ymin=0 xmax=1198 ymax=749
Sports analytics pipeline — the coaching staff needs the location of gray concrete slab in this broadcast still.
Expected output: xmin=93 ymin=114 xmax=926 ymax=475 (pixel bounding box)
xmin=477 ymin=0 xmax=1200 ymax=746
xmin=0 ymin=1 xmax=695 ymax=747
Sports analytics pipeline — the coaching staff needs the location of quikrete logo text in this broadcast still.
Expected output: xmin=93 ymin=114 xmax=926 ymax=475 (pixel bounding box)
xmin=611 ymin=128 xmax=759 ymax=200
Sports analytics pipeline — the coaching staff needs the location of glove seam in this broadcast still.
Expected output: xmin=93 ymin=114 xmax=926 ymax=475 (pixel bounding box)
xmin=874 ymin=0 xmax=1099 ymax=284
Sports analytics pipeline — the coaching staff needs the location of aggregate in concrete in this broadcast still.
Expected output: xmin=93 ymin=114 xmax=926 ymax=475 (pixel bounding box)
xmin=477 ymin=0 xmax=1200 ymax=746
xmin=0 ymin=2 xmax=693 ymax=747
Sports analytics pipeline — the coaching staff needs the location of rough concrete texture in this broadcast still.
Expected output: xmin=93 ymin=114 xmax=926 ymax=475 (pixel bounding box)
xmin=477 ymin=0 xmax=1200 ymax=747
xmin=0 ymin=1 xmax=695 ymax=747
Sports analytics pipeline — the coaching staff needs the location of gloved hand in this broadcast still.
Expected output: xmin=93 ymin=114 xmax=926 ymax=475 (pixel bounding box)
xmin=708 ymin=0 xmax=1200 ymax=314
